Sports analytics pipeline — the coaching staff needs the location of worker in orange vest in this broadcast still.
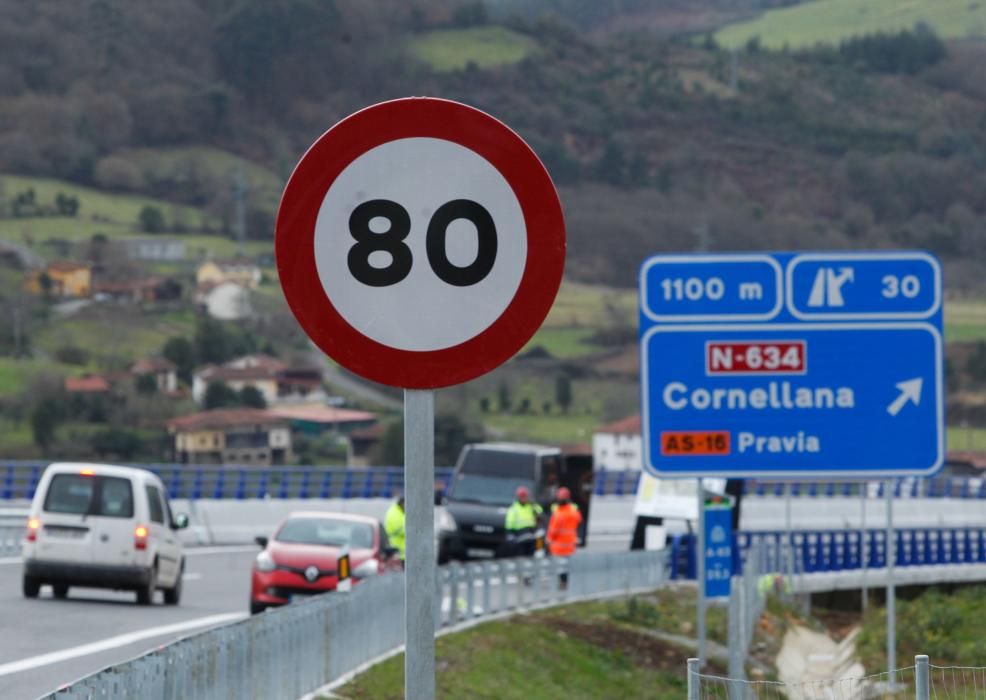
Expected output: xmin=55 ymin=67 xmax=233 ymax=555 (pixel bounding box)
xmin=547 ymin=487 xmax=582 ymax=590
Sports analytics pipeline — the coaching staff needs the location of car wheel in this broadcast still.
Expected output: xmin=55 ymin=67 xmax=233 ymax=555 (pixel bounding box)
xmin=163 ymin=569 xmax=182 ymax=606
xmin=250 ymin=602 xmax=266 ymax=615
xmin=136 ymin=566 xmax=157 ymax=606
xmin=22 ymin=576 xmax=40 ymax=599
xmin=52 ymin=584 xmax=69 ymax=600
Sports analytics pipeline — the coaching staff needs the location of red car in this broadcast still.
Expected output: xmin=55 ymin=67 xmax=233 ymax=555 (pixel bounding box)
xmin=250 ymin=511 xmax=401 ymax=614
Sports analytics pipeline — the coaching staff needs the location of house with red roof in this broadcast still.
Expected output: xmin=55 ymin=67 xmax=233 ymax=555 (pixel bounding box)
xmin=64 ymin=374 xmax=111 ymax=394
xmin=167 ymin=408 xmax=293 ymax=466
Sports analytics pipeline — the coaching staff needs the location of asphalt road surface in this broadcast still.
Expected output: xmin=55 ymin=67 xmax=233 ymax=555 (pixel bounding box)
xmin=0 ymin=546 xmax=258 ymax=700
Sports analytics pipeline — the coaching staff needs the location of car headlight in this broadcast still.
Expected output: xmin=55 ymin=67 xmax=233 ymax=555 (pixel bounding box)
xmin=438 ymin=509 xmax=457 ymax=533
xmin=255 ymin=550 xmax=276 ymax=573
xmin=353 ymin=559 xmax=379 ymax=579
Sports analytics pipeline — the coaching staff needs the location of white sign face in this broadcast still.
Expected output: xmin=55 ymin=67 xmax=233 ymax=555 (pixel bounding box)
xmin=313 ymin=137 xmax=528 ymax=352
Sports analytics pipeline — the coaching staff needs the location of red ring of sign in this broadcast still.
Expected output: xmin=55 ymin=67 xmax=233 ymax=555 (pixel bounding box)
xmin=276 ymin=97 xmax=566 ymax=389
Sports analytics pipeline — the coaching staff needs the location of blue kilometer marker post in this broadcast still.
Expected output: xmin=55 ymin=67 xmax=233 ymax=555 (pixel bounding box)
xmin=638 ymin=251 xmax=944 ymax=479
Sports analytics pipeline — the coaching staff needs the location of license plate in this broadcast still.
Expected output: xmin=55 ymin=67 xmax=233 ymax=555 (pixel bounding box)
xmin=45 ymin=527 xmax=87 ymax=539
xmin=466 ymin=548 xmax=495 ymax=559
xmin=288 ymin=593 xmax=314 ymax=603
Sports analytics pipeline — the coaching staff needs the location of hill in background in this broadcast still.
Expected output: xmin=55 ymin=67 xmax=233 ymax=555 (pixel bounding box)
xmin=715 ymin=0 xmax=986 ymax=49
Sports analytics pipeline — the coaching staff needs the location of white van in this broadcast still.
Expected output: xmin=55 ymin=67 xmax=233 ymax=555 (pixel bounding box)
xmin=22 ymin=463 xmax=188 ymax=605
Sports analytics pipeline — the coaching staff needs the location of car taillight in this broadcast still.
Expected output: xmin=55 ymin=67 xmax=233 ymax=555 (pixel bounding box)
xmin=26 ymin=518 xmax=40 ymax=542
xmin=134 ymin=525 xmax=149 ymax=550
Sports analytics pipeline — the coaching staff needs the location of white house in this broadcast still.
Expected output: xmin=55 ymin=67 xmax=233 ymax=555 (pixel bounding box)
xmin=196 ymin=281 xmax=252 ymax=320
xmin=593 ymin=414 xmax=642 ymax=471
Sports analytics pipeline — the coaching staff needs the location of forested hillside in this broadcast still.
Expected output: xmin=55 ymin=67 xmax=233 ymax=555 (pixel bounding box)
xmin=1 ymin=0 xmax=985 ymax=291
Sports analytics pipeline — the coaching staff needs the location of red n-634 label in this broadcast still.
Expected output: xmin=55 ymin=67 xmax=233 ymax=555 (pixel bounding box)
xmin=706 ymin=340 xmax=806 ymax=375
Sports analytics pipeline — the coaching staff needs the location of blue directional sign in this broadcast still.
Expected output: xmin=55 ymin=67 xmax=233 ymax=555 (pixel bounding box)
xmin=639 ymin=251 xmax=944 ymax=478
xmin=704 ymin=501 xmax=733 ymax=599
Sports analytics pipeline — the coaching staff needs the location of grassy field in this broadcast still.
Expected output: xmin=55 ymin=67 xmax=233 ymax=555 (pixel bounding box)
xmin=947 ymin=426 xmax=986 ymax=452
xmin=1 ymin=174 xmax=211 ymax=230
xmin=945 ymin=299 xmax=986 ymax=343
xmin=0 ymin=172 xmax=274 ymax=260
xmin=336 ymin=599 xmax=695 ymax=700
xmin=409 ymin=26 xmax=538 ymax=72
xmin=857 ymin=585 xmax=986 ymax=672
xmin=521 ymin=281 xmax=636 ymax=360
xmin=113 ymin=146 xmax=284 ymax=212
xmin=0 ymin=358 xmax=66 ymax=398
xmin=33 ymin=308 xmax=196 ymax=368
xmin=715 ymin=0 xmax=986 ymax=49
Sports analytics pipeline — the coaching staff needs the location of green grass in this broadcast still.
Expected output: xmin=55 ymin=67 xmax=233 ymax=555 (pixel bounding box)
xmin=523 ymin=327 xmax=599 ymax=359
xmin=409 ymin=26 xmax=538 ymax=72
xmin=338 ymin=603 xmax=691 ymax=700
xmin=858 ymin=585 xmax=986 ymax=675
xmin=715 ymin=0 xmax=986 ymax=49
xmin=520 ymin=282 xmax=636 ymax=359
xmin=947 ymin=426 xmax=986 ymax=451
xmin=945 ymin=299 xmax=986 ymax=343
xmin=112 ymin=146 xmax=284 ymax=212
xmin=0 ymin=358 xmax=65 ymax=397
xmin=0 ymin=174 xmax=211 ymax=229
xmin=34 ymin=309 xmax=196 ymax=367
xmin=0 ymin=172 xmax=273 ymax=258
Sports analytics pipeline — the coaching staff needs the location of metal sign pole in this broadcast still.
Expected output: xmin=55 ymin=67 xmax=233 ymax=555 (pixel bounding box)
xmin=696 ymin=478 xmax=706 ymax=666
xmin=785 ymin=483 xmax=793 ymax=585
xmin=885 ymin=478 xmax=896 ymax=677
xmin=861 ymin=483 xmax=868 ymax=612
xmin=405 ymin=389 xmax=436 ymax=700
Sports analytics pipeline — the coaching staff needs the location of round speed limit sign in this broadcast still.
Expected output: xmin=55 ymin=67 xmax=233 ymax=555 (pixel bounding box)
xmin=276 ymin=98 xmax=565 ymax=388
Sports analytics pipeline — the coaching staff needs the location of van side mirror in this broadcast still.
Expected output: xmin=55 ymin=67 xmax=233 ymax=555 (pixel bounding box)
xmin=172 ymin=514 xmax=189 ymax=530
xmin=255 ymin=535 xmax=269 ymax=548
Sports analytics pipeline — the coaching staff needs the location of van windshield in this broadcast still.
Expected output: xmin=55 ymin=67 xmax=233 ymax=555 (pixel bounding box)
xmin=459 ymin=449 xmax=537 ymax=479
xmin=43 ymin=474 xmax=134 ymax=518
xmin=448 ymin=474 xmax=535 ymax=507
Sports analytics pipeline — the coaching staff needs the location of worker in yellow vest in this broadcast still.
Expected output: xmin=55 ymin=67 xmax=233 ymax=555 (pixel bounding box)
xmin=384 ymin=495 xmax=405 ymax=565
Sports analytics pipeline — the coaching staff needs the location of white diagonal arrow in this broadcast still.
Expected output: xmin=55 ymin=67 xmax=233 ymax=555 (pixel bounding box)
xmin=887 ymin=378 xmax=923 ymax=416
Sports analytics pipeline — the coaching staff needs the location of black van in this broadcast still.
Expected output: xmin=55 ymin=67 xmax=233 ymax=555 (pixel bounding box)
xmin=437 ymin=442 xmax=593 ymax=563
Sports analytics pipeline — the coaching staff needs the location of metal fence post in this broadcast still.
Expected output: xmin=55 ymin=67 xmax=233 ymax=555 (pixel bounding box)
xmin=915 ymin=655 xmax=929 ymax=700
xmin=687 ymin=657 xmax=700 ymax=700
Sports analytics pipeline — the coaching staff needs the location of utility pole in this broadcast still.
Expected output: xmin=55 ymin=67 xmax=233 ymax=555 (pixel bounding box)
xmin=729 ymin=49 xmax=739 ymax=93
xmin=232 ymin=168 xmax=248 ymax=257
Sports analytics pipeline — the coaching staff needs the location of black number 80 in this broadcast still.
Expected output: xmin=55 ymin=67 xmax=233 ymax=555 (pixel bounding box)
xmin=347 ymin=198 xmax=498 ymax=287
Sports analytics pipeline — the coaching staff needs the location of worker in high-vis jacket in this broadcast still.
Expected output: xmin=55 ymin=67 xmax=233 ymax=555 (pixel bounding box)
xmin=504 ymin=486 xmax=543 ymax=557
xmin=547 ymin=487 xmax=582 ymax=590
xmin=384 ymin=495 xmax=406 ymax=564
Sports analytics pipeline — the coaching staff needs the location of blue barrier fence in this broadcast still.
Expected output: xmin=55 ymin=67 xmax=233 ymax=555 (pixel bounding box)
xmin=1 ymin=461 xmax=985 ymax=501
xmin=668 ymin=527 xmax=986 ymax=580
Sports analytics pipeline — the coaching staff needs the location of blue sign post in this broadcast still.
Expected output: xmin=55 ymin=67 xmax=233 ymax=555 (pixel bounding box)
xmin=639 ymin=251 xmax=943 ymax=478
xmin=704 ymin=499 xmax=733 ymax=599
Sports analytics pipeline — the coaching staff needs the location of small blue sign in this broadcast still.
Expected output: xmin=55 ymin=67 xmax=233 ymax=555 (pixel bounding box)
xmin=704 ymin=503 xmax=733 ymax=599
xmin=639 ymin=251 xmax=944 ymax=478
xmin=641 ymin=255 xmax=782 ymax=322
xmin=787 ymin=252 xmax=940 ymax=320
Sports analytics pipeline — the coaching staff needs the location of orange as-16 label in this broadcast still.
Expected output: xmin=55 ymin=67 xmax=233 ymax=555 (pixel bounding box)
xmin=661 ymin=431 xmax=731 ymax=456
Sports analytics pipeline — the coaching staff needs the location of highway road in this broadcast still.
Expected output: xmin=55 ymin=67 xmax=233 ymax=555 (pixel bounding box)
xmin=0 ymin=546 xmax=258 ymax=700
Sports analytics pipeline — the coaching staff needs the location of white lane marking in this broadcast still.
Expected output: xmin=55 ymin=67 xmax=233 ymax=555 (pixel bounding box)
xmin=182 ymin=573 xmax=202 ymax=581
xmin=0 ymin=612 xmax=247 ymax=677
xmin=184 ymin=545 xmax=259 ymax=556
xmin=0 ymin=544 xmax=259 ymax=566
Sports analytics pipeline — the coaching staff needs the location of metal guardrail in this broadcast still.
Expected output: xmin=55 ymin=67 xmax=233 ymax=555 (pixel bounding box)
xmin=3 ymin=461 xmax=986 ymax=500
xmin=42 ymin=550 xmax=667 ymax=700
xmin=669 ymin=526 xmax=986 ymax=580
xmin=0 ymin=526 xmax=21 ymax=557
